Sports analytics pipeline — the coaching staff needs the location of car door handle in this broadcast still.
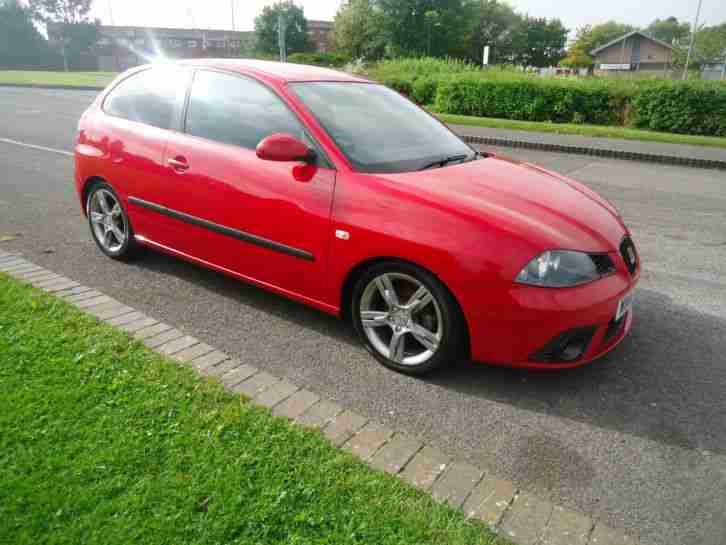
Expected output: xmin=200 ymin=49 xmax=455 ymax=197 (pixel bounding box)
xmin=167 ymin=157 xmax=189 ymax=171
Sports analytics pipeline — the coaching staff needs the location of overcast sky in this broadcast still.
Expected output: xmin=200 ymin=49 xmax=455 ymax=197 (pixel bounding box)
xmin=89 ymin=0 xmax=726 ymax=33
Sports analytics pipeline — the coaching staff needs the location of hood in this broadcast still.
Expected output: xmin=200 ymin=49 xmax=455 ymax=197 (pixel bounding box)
xmin=377 ymin=155 xmax=627 ymax=253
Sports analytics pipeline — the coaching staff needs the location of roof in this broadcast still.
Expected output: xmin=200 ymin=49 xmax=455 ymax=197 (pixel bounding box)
xmin=50 ymin=23 xmax=252 ymax=38
xmin=178 ymin=59 xmax=369 ymax=83
xmin=308 ymin=20 xmax=334 ymax=30
xmin=590 ymin=31 xmax=674 ymax=56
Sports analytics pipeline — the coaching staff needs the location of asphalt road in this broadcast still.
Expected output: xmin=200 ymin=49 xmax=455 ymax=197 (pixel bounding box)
xmin=2 ymin=87 xmax=726 ymax=545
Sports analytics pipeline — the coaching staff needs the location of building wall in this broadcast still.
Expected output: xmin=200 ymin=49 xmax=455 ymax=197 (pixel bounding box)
xmin=49 ymin=24 xmax=257 ymax=71
xmin=596 ymin=40 xmax=635 ymax=65
xmin=307 ymin=21 xmax=333 ymax=53
xmin=639 ymin=39 xmax=671 ymax=65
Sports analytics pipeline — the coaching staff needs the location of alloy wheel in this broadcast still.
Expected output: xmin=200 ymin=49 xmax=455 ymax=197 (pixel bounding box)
xmin=88 ymin=188 xmax=127 ymax=253
xmin=359 ymin=272 xmax=443 ymax=366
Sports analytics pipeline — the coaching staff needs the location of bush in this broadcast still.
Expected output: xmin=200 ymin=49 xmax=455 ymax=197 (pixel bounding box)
xmin=434 ymin=75 xmax=632 ymax=126
xmin=380 ymin=75 xmax=414 ymax=97
xmin=287 ymin=52 xmax=352 ymax=67
xmin=631 ymin=81 xmax=726 ymax=137
xmin=411 ymin=76 xmax=439 ymax=104
xmin=370 ymin=57 xmax=479 ymax=103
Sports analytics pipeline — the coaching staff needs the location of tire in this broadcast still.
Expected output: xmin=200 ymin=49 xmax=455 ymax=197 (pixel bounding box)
xmin=86 ymin=180 xmax=138 ymax=261
xmin=351 ymin=260 xmax=465 ymax=376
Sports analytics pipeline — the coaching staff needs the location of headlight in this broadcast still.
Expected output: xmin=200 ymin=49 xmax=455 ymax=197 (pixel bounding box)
xmin=515 ymin=250 xmax=604 ymax=287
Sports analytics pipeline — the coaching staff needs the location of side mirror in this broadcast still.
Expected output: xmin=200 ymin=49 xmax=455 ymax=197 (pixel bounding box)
xmin=256 ymin=133 xmax=315 ymax=163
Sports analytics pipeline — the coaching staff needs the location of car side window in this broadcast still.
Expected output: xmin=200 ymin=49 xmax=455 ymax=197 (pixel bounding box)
xmin=185 ymin=70 xmax=306 ymax=151
xmin=104 ymin=67 xmax=188 ymax=130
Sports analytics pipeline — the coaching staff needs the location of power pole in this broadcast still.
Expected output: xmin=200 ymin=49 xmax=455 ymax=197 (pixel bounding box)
xmin=278 ymin=11 xmax=287 ymax=62
xmin=683 ymin=0 xmax=704 ymax=80
xmin=230 ymin=0 xmax=235 ymax=31
xmin=108 ymin=0 xmax=115 ymax=25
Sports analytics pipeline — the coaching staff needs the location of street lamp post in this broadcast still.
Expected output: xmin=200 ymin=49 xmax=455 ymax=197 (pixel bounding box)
xmin=682 ymin=0 xmax=704 ymax=80
xmin=278 ymin=12 xmax=287 ymax=62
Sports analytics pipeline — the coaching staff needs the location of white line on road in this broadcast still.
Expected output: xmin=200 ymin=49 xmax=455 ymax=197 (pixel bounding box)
xmin=0 ymin=137 xmax=72 ymax=157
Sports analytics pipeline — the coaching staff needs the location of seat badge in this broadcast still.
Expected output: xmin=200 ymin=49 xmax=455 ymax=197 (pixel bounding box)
xmin=335 ymin=229 xmax=350 ymax=241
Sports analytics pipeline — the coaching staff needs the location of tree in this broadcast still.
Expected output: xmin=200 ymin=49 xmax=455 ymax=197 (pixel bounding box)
xmin=572 ymin=21 xmax=637 ymax=55
xmin=28 ymin=0 xmax=92 ymax=24
xmin=645 ymin=17 xmax=690 ymax=46
xmin=254 ymin=1 xmax=313 ymax=56
xmin=0 ymin=0 xmax=58 ymax=69
xmin=28 ymin=0 xmax=96 ymax=71
xmin=673 ymin=23 xmax=726 ymax=69
xmin=510 ymin=16 xmax=568 ymax=67
xmin=332 ymin=0 xmax=386 ymax=60
xmin=375 ymin=0 xmax=470 ymax=58
xmin=559 ymin=46 xmax=594 ymax=69
xmin=464 ymin=0 xmax=521 ymax=64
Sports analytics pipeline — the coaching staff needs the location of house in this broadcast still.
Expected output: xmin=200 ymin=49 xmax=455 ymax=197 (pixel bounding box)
xmin=590 ymin=30 xmax=674 ymax=76
xmin=307 ymin=20 xmax=334 ymax=53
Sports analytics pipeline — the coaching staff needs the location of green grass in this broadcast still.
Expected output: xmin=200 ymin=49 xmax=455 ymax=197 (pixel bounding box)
xmin=0 ymin=70 xmax=116 ymax=88
xmin=437 ymin=112 xmax=726 ymax=150
xmin=0 ymin=274 xmax=504 ymax=545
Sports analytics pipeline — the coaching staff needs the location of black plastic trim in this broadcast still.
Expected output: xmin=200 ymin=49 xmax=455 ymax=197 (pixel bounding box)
xmin=128 ymin=196 xmax=314 ymax=262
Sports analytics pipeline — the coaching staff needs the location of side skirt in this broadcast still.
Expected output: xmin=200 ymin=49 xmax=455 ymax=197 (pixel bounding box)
xmin=134 ymin=234 xmax=340 ymax=317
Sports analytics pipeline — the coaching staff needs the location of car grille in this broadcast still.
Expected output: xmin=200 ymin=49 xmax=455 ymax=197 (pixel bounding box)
xmin=620 ymin=237 xmax=638 ymax=275
xmin=603 ymin=314 xmax=626 ymax=345
xmin=591 ymin=254 xmax=616 ymax=276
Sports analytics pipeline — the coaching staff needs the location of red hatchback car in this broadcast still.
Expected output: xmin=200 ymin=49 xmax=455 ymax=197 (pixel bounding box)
xmin=75 ymin=59 xmax=639 ymax=375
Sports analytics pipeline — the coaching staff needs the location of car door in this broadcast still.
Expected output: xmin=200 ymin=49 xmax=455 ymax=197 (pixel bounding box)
xmin=153 ymin=69 xmax=336 ymax=303
xmin=101 ymin=65 xmax=191 ymax=248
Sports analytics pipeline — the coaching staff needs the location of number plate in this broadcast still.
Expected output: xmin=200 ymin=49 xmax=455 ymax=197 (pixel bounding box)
xmin=615 ymin=291 xmax=635 ymax=321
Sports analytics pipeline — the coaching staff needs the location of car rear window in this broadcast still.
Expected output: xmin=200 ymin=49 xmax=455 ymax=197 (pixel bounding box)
xmin=104 ymin=67 xmax=188 ymax=130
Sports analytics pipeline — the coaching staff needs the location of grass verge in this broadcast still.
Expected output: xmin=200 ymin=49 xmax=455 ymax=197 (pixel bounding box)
xmin=0 ymin=70 xmax=115 ymax=88
xmin=437 ymin=113 xmax=726 ymax=150
xmin=0 ymin=274 xmax=503 ymax=545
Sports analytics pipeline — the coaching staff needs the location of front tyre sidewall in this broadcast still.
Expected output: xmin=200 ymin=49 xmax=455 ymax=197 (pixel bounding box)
xmin=351 ymin=261 xmax=463 ymax=376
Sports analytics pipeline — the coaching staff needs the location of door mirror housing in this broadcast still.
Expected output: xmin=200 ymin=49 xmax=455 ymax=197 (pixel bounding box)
xmin=256 ymin=133 xmax=315 ymax=163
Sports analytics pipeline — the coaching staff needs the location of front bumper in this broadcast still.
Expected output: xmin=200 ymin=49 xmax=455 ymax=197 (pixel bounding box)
xmin=468 ymin=257 xmax=639 ymax=369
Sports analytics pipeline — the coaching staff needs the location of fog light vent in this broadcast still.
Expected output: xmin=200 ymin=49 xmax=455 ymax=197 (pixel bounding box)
xmin=529 ymin=327 xmax=596 ymax=363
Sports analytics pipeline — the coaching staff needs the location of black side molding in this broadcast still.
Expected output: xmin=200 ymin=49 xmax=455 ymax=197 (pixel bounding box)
xmin=128 ymin=196 xmax=314 ymax=262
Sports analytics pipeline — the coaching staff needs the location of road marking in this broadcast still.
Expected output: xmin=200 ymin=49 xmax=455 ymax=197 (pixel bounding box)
xmin=0 ymin=137 xmax=72 ymax=157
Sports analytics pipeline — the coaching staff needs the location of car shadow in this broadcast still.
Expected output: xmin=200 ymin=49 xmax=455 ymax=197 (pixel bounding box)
xmin=133 ymin=250 xmax=726 ymax=455
xmin=428 ymin=287 xmax=726 ymax=455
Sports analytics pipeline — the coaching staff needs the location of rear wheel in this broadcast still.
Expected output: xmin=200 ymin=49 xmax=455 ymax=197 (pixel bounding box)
xmin=86 ymin=181 xmax=137 ymax=261
xmin=351 ymin=261 xmax=464 ymax=376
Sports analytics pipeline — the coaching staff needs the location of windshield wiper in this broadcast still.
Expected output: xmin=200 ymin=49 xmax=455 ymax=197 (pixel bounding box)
xmin=419 ymin=154 xmax=469 ymax=171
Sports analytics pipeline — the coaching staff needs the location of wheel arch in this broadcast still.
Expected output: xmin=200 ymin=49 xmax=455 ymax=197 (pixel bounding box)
xmin=80 ymin=176 xmax=109 ymax=216
xmin=339 ymin=256 xmax=471 ymax=359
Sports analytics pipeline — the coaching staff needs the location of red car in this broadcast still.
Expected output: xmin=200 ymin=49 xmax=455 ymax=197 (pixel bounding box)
xmin=75 ymin=60 xmax=639 ymax=375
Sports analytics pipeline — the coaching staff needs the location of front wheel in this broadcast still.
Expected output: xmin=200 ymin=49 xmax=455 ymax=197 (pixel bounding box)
xmin=351 ymin=261 xmax=465 ymax=376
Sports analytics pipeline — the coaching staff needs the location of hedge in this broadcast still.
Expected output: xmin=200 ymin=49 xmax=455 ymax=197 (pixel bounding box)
xmin=631 ymin=81 xmax=726 ymax=137
xmin=287 ymin=52 xmax=351 ymax=68
xmin=432 ymin=75 xmax=633 ymax=126
xmin=369 ymin=58 xmax=726 ymax=137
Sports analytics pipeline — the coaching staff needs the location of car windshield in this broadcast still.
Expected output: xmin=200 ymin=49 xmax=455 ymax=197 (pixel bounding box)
xmin=290 ymin=82 xmax=476 ymax=173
